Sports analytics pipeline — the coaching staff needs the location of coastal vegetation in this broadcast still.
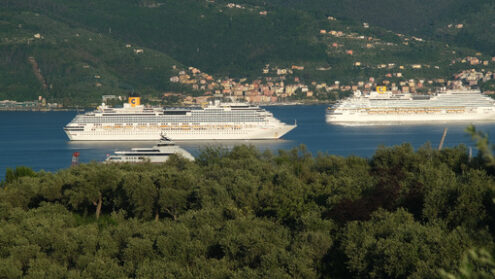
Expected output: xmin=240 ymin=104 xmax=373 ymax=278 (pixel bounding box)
xmin=1 ymin=128 xmax=495 ymax=278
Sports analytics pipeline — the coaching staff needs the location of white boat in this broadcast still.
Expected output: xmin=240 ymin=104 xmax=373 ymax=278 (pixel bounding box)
xmin=105 ymin=136 xmax=194 ymax=163
xmin=65 ymin=96 xmax=296 ymax=141
xmin=326 ymin=87 xmax=495 ymax=125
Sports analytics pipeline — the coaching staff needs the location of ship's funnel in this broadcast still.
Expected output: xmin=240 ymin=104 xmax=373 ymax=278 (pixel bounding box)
xmin=376 ymin=86 xmax=387 ymax=94
xmin=128 ymin=96 xmax=141 ymax=107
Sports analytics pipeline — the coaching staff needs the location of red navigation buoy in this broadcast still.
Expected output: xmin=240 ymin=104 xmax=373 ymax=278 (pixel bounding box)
xmin=72 ymin=152 xmax=80 ymax=166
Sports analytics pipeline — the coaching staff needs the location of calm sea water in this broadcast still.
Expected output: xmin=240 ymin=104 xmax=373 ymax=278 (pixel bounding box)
xmin=1 ymin=105 xmax=494 ymax=180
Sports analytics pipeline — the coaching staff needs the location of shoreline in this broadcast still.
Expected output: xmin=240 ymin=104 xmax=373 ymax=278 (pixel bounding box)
xmin=0 ymin=102 xmax=333 ymax=111
xmin=258 ymin=101 xmax=333 ymax=106
xmin=0 ymin=108 xmax=85 ymax=112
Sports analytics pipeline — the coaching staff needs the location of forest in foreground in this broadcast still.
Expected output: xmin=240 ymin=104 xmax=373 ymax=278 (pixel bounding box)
xmin=1 ymin=129 xmax=495 ymax=278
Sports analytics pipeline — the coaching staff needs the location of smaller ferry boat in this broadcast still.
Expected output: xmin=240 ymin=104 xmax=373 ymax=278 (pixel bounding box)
xmin=105 ymin=135 xmax=194 ymax=163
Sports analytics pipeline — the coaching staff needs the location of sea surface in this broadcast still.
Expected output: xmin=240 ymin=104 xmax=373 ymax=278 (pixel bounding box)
xmin=1 ymin=104 xmax=495 ymax=180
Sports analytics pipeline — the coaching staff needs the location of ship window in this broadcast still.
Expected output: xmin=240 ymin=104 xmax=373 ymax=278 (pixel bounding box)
xmin=163 ymin=111 xmax=188 ymax=115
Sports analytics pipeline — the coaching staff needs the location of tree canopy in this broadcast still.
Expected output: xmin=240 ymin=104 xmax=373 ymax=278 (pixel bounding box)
xmin=1 ymin=142 xmax=494 ymax=278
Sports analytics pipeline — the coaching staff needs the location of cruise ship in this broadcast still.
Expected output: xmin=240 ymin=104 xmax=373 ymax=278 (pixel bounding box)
xmin=64 ymin=96 xmax=296 ymax=141
xmin=326 ymin=87 xmax=495 ymax=124
xmin=105 ymin=135 xmax=194 ymax=163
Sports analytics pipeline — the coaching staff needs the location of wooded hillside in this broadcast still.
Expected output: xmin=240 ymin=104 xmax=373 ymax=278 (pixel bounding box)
xmin=1 ymin=0 xmax=493 ymax=105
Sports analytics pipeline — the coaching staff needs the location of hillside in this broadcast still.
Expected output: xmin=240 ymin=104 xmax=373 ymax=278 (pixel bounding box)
xmin=1 ymin=0 xmax=494 ymax=105
xmin=4 ymin=0 xmax=328 ymax=75
xmin=0 ymin=8 xmax=190 ymax=106
xmin=264 ymin=0 xmax=495 ymax=56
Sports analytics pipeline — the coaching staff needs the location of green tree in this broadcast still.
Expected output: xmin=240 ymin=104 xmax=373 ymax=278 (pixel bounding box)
xmin=64 ymin=164 xmax=121 ymax=219
xmin=4 ymin=166 xmax=36 ymax=184
xmin=466 ymin=125 xmax=495 ymax=167
xmin=121 ymin=171 xmax=158 ymax=220
xmin=440 ymin=249 xmax=495 ymax=279
xmin=341 ymin=209 xmax=471 ymax=278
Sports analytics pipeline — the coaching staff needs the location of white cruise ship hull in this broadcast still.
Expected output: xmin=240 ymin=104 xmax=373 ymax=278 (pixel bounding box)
xmin=326 ymin=89 xmax=495 ymax=125
xmin=65 ymin=125 xmax=296 ymax=141
xmin=326 ymin=112 xmax=495 ymax=125
xmin=64 ymin=99 xmax=296 ymax=141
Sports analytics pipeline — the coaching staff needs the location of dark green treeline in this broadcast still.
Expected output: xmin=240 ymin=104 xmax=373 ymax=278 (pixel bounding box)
xmin=1 ymin=142 xmax=495 ymax=278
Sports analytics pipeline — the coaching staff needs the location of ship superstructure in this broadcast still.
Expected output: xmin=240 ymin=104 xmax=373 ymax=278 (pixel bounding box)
xmin=326 ymin=87 xmax=495 ymax=124
xmin=105 ymin=135 xmax=195 ymax=163
xmin=65 ymin=96 xmax=296 ymax=141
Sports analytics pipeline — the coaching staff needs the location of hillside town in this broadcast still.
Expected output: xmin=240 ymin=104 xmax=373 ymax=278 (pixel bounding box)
xmin=161 ymin=18 xmax=495 ymax=106
xmin=165 ymin=60 xmax=495 ymax=106
xmin=3 ymin=60 xmax=495 ymax=110
xmin=3 ymin=19 xmax=495 ymax=109
xmin=0 ymin=96 xmax=63 ymax=111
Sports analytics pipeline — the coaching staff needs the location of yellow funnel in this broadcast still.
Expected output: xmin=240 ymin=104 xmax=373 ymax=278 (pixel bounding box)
xmin=376 ymin=86 xmax=387 ymax=94
xmin=128 ymin=97 xmax=141 ymax=107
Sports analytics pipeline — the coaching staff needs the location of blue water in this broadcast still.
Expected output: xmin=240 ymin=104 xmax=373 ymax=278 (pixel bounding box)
xmin=1 ymin=105 xmax=493 ymax=180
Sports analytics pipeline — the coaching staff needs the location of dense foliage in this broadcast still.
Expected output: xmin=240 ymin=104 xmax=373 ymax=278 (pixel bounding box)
xmin=1 ymin=140 xmax=495 ymax=278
